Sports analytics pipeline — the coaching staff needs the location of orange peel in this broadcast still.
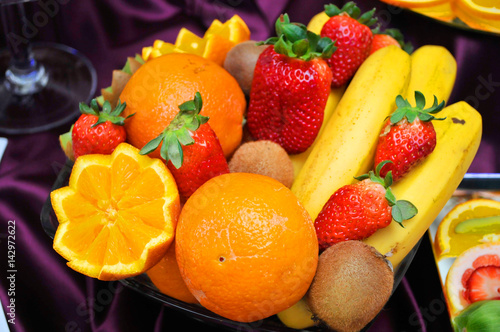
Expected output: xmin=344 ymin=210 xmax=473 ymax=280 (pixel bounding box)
xmin=451 ymin=0 xmax=500 ymax=32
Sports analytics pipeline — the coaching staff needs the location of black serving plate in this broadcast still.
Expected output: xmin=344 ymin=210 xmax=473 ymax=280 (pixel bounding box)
xmin=42 ymin=162 xmax=498 ymax=331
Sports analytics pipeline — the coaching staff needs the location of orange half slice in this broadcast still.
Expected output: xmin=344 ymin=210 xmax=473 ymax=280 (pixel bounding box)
xmin=51 ymin=143 xmax=180 ymax=280
xmin=435 ymin=198 xmax=500 ymax=260
xmin=452 ymin=0 xmax=500 ymax=32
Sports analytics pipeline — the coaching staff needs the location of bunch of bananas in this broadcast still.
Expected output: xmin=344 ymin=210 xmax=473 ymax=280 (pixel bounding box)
xmin=281 ymin=27 xmax=482 ymax=330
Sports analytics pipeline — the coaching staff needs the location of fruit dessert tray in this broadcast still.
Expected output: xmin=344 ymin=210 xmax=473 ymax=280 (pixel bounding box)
xmin=40 ymin=160 xmax=420 ymax=331
xmin=40 ymin=2 xmax=494 ymax=331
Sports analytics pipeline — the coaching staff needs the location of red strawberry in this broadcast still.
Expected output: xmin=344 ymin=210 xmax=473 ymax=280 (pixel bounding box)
xmin=374 ymin=91 xmax=445 ymax=182
xmin=140 ymin=92 xmax=229 ymax=201
xmin=320 ymin=2 xmax=377 ymax=87
xmin=314 ymin=161 xmax=417 ymax=251
xmin=246 ymin=14 xmax=335 ymax=154
xmin=371 ymin=34 xmax=399 ymax=54
xmin=72 ymin=99 xmax=133 ymax=159
xmin=465 ymin=266 xmax=500 ymax=303
xmin=370 ymin=28 xmax=413 ymax=55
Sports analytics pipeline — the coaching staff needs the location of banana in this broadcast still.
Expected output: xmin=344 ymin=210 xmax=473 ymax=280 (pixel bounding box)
xmin=290 ymin=86 xmax=346 ymax=178
xmin=362 ymin=44 xmax=460 ymax=267
xmin=291 ymin=45 xmax=411 ymax=220
xmin=306 ymin=11 xmax=329 ymax=34
xmin=277 ymin=297 xmax=316 ymax=329
xmin=405 ymin=45 xmax=457 ymax=106
xmin=289 ymin=11 xmax=345 ymax=178
xmin=365 ymin=101 xmax=482 ymax=267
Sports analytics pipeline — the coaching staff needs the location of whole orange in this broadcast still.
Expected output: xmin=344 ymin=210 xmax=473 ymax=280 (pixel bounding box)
xmin=147 ymin=240 xmax=198 ymax=304
xmin=119 ymin=53 xmax=246 ymax=158
xmin=175 ymin=173 xmax=318 ymax=323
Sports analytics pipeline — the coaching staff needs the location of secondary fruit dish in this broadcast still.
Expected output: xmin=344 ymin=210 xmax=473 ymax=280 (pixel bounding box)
xmin=428 ymin=173 xmax=500 ymax=331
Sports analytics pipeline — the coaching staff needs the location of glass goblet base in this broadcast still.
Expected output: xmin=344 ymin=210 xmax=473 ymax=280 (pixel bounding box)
xmin=0 ymin=42 xmax=97 ymax=135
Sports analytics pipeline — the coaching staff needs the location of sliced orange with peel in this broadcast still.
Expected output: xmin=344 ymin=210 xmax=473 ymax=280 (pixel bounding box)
xmin=202 ymin=33 xmax=235 ymax=66
xmin=435 ymin=198 xmax=500 ymax=260
xmin=379 ymin=0 xmax=451 ymax=9
xmin=451 ymin=0 xmax=500 ymax=32
xmin=223 ymin=15 xmax=251 ymax=44
xmin=142 ymin=15 xmax=250 ymax=63
xmin=412 ymin=1 xmax=455 ymax=21
xmin=51 ymin=143 xmax=180 ymax=280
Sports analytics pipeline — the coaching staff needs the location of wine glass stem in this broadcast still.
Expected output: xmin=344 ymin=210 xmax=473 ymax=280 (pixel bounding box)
xmin=1 ymin=2 xmax=48 ymax=95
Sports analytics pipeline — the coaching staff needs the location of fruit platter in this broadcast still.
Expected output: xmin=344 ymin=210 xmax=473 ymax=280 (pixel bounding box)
xmin=40 ymin=157 xmax=421 ymax=331
xmin=40 ymin=2 xmax=491 ymax=331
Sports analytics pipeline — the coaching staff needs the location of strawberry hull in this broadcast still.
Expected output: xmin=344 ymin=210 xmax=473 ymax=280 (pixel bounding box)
xmin=247 ymin=46 xmax=332 ymax=154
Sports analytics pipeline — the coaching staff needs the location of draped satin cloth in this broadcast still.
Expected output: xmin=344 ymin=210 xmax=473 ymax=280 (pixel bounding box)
xmin=1 ymin=0 xmax=499 ymax=331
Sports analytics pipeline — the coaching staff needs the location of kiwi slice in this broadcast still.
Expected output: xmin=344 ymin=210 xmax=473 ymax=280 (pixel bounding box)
xmin=455 ymin=216 xmax=500 ymax=234
xmin=306 ymin=241 xmax=394 ymax=332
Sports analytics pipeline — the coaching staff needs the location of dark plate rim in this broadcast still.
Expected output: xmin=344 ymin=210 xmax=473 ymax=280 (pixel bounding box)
xmin=39 ymin=165 xmax=500 ymax=331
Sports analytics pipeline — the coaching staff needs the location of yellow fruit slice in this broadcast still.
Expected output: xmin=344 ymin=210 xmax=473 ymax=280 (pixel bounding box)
xmin=202 ymin=15 xmax=250 ymax=65
xmin=142 ymin=15 xmax=250 ymax=63
xmin=306 ymin=11 xmax=330 ymax=35
xmin=226 ymin=15 xmax=251 ymax=43
xmin=205 ymin=15 xmax=250 ymax=43
xmin=412 ymin=2 xmax=456 ymax=21
xmin=451 ymin=0 xmax=500 ymax=32
xmin=379 ymin=0 xmax=451 ymax=9
xmin=51 ymin=143 xmax=180 ymax=281
xmin=204 ymin=19 xmax=224 ymax=36
xmin=175 ymin=28 xmax=206 ymax=55
xmin=435 ymin=198 xmax=500 ymax=260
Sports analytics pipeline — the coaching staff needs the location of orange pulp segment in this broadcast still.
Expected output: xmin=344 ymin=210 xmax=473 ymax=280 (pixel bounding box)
xmin=51 ymin=143 xmax=180 ymax=280
xmin=412 ymin=2 xmax=456 ymax=21
xmin=435 ymin=198 xmax=500 ymax=260
xmin=378 ymin=0 xmax=451 ymax=9
xmin=451 ymin=0 xmax=500 ymax=32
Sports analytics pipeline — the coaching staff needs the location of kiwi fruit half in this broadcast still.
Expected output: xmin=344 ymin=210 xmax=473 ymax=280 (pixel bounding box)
xmin=306 ymin=241 xmax=394 ymax=332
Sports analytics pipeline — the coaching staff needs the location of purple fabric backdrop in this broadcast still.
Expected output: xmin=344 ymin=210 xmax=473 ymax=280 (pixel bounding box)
xmin=1 ymin=0 xmax=499 ymax=331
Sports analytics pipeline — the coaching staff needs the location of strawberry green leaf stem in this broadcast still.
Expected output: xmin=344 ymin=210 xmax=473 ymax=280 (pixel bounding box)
xmin=325 ymin=1 xmax=378 ymax=27
xmin=391 ymin=91 xmax=445 ymax=124
xmin=355 ymin=160 xmax=418 ymax=226
xmin=258 ymin=13 xmax=336 ymax=61
xmin=78 ymin=99 xmax=133 ymax=128
xmin=139 ymin=92 xmax=209 ymax=169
